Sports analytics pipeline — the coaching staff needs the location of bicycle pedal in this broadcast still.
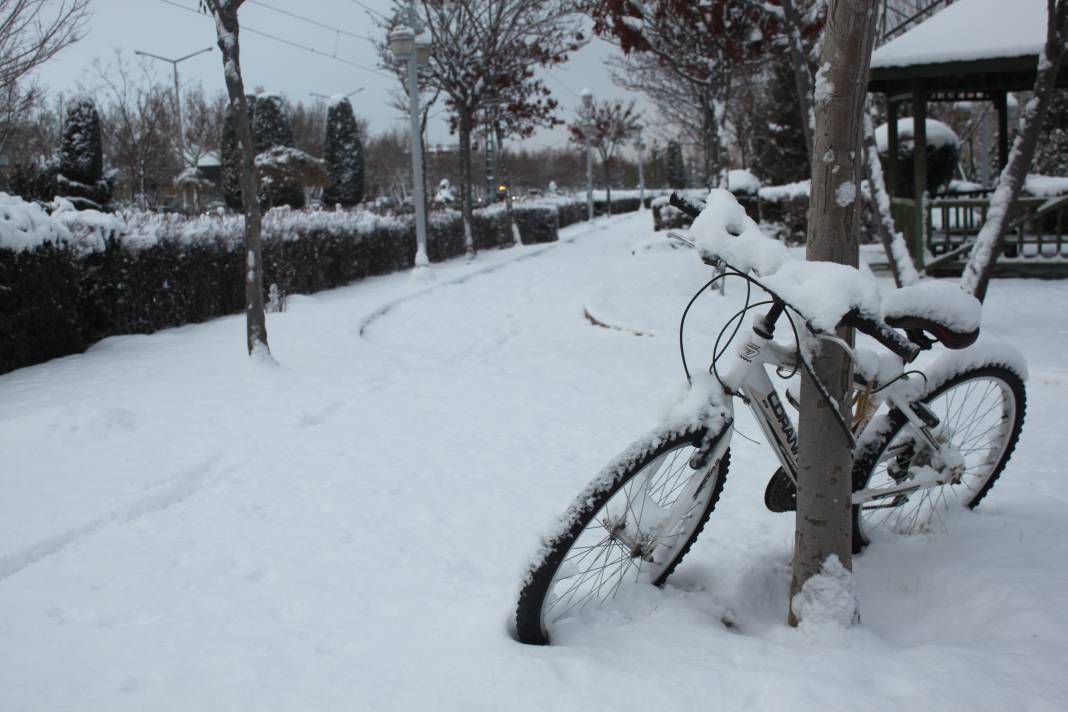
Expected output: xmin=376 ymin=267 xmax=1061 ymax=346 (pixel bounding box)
xmin=764 ymin=467 xmax=797 ymax=513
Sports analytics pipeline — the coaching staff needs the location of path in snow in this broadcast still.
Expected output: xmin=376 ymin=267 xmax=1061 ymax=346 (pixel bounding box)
xmin=2 ymin=211 xmax=1067 ymax=710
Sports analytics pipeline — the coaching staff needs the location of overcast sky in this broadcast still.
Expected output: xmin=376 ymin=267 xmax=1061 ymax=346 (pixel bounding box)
xmin=31 ymin=0 xmax=649 ymax=152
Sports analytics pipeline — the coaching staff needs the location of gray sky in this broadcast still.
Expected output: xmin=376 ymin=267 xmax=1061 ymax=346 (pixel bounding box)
xmin=31 ymin=0 xmax=648 ymax=152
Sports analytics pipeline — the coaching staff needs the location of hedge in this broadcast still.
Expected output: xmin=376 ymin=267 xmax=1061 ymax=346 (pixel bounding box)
xmin=1 ymin=193 xmax=647 ymax=374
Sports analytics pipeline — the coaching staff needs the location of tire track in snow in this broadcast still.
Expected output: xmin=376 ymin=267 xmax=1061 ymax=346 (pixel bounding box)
xmin=0 ymin=456 xmax=225 ymax=583
xmin=356 ymin=216 xmax=630 ymax=342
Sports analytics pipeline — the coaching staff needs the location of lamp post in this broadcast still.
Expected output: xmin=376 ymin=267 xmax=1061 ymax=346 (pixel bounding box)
xmin=310 ymin=88 xmax=365 ymax=101
xmin=635 ymin=128 xmax=646 ymax=210
xmin=390 ymin=4 xmax=432 ymax=272
xmin=581 ymin=88 xmax=594 ymax=221
xmin=134 ymin=47 xmax=213 ymax=165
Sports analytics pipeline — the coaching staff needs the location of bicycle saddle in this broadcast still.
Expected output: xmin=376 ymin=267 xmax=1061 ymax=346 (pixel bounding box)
xmin=882 ymin=282 xmax=981 ymax=350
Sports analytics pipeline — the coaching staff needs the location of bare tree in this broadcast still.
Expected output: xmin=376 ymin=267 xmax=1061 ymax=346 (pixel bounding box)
xmin=0 ymin=0 xmax=90 ymax=93
xmin=402 ymin=0 xmax=582 ymax=255
xmin=199 ymin=0 xmax=268 ymax=358
xmin=961 ymin=0 xmax=1068 ymax=302
xmin=789 ymin=0 xmax=879 ymax=627
xmin=587 ymin=1 xmax=778 ymax=188
xmin=182 ymin=83 xmax=227 ymax=168
xmin=81 ymin=53 xmax=182 ymax=207
xmin=569 ymin=97 xmax=641 ymax=215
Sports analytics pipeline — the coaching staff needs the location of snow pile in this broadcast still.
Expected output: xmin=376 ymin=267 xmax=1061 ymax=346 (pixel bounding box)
xmin=875 ymin=119 xmax=960 ymax=152
xmin=692 ymin=189 xmax=788 ymax=275
xmin=691 ymin=189 xmax=879 ymax=330
xmin=726 ymin=169 xmax=761 ymax=195
xmin=883 ymin=281 xmax=982 ymax=333
xmin=791 ymin=556 xmax=859 ymax=636
xmin=763 ymin=261 xmax=881 ymax=332
xmin=758 ymin=180 xmax=810 ymax=202
xmin=1023 ymin=175 xmax=1068 ymax=197
xmin=0 ymin=192 xmax=72 ymax=251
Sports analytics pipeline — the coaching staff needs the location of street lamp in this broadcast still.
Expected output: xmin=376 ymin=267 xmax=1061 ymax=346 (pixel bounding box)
xmin=390 ymin=8 xmax=433 ymax=272
xmin=134 ymin=47 xmax=213 ymax=166
xmin=635 ymin=128 xmax=646 ymax=210
xmin=581 ymin=88 xmax=594 ymax=221
xmin=310 ymin=88 xmax=365 ymax=101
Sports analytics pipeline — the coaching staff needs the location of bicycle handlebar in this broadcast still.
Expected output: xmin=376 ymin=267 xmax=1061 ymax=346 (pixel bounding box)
xmin=669 ymin=191 xmax=704 ymax=218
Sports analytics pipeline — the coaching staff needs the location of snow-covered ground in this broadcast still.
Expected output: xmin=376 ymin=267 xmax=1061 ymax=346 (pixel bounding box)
xmin=2 ymin=211 xmax=1066 ymax=710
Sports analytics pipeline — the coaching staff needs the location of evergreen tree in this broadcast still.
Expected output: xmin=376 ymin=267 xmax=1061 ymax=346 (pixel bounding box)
xmin=752 ymin=61 xmax=810 ymax=186
xmin=251 ymin=94 xmax=302 ymax=208
xmin=1034 ymin=89 xmax=1068 ymax=176
xmin=665 ymin=140 xmax=687 ymax=188
xmin=57 ymin=97 xmax=111 ymax=210
xmin=321 ymin=97 xmax=364 ymax=208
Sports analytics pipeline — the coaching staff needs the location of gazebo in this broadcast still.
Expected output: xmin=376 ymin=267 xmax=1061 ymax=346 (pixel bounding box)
xmin=868 ymin=0 xmax=1068 ymax=273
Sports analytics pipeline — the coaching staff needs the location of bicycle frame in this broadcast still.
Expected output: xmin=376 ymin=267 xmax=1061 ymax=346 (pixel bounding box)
xmin=711 ymin=314 xmax=956 ymax=506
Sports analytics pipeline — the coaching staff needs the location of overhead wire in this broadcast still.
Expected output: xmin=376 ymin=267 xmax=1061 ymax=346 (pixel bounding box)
xmin=158 ymin=0 xmax=393 ymax=79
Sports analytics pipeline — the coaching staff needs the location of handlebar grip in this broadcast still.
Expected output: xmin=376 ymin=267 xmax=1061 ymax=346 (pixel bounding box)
xmin=841 ymin=310 xmax=922 ymax=364
xmin=669 ymin=191 xmax=704 ymax=219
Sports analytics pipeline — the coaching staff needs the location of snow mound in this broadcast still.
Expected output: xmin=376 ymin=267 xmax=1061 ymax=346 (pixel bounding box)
xmin=692 ymin=188 xmax=789 ymax=275
xmin=691 ymin=189 xmax=879 ymax=330
xmin=791 ymin=556 xmax=859 ymax=636
xmin=1024 ymin=175 xmax=1068 ymax=197
xmin=726 ymin=169 xmax=761 ymax=195
xmin=875 ymin=119 xmax=959 ymax=152
xmin=883 ymin=281 xmax=982 ymax=334
xmin=0 ymin=192 xmax=72 ymax=251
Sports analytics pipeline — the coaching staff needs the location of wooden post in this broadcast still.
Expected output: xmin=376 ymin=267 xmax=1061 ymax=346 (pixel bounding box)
xmin=994 ymin=91 xmax=1009 ymax=171
xmin=911 ymin=84 xmax=927 ymax=269
xmin=886 ymin=100 xmax=899 ymax=198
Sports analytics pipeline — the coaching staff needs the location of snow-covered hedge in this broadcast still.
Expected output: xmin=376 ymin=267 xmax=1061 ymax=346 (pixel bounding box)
xmin=0 ymin=191 xmax=649 ymax=373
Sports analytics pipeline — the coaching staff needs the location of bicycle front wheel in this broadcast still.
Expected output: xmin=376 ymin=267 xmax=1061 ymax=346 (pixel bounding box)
xmin=853 ymin=365 xmax=1025 ymax=551
xmin=515 ymin=426 xmax=730 ymax=645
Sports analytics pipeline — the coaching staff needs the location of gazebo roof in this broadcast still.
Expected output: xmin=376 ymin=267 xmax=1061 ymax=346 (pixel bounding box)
xmin=869 ymin=0 xmax=1066 ymax=96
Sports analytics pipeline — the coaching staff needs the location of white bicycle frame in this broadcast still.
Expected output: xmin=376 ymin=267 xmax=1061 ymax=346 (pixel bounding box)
xmin=711 ymin=317 xmax=959 ymax=507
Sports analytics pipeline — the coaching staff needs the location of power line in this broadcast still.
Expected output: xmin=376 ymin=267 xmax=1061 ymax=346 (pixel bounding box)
xmin=158 ymin=0 xmax=392 ymax=79
xmin=349 ymin=0 xmax=390 ymax=22
xmin=247 ymin=0 xmax=375 ymax=42
xmin=544 ymin=69 xmax=580 ymax=99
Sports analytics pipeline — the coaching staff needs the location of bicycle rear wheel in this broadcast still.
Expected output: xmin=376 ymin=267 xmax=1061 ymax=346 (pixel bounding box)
xmin=515 ymin=426 xmax=729 ymax=645
xmin=852 ymin=365 xmax=1025 ymax=551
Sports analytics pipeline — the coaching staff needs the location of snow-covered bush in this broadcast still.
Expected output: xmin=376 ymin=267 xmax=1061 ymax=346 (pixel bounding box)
xmin=875 ymin=118 xmax=960 ymax=197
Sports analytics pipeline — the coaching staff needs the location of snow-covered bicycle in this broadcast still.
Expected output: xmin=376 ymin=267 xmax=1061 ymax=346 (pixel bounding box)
xmin=514 ymin=190 xmax=1026 ymax=645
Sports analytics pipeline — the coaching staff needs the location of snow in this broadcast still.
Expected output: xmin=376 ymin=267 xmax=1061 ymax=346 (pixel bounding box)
xmin=871 ymin=0 xmax=1048 ymax=68
xmin=790 ymin=556 xmax=859 ymax=636
xmin=691 ymin=188 xmax=789 ymax=275
xmin=691 ymin=189 xmax=880 ymax=331
xmin=0 ymin=192 xmax=72 ymax=251
xmin=726 ymin=168 xmax=761 ymax=195
xmin=874 ymin=119 xmax=960 ymax=152
xmin=1024 ymin=174 xmax=1068 ymax=197
xmin=882 ymin=281 xmax=982 ymax=334
xmin=835 ymin=181 xmax=856 ymax=207
xmin=758 ymin=179 xmax=810 ymax=202
xmin=2 ymin=212 xmax=1068 ymax=710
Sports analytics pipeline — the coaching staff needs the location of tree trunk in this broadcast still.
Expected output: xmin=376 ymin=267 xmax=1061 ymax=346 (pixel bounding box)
xmin=789 ymin=0 xmax=878 ymax=628
xmin=863 ymin=108 xmax=919 ymax=287
xmin=962 ymin=0 xmax=1068 ymax=302
xmin=457 ymin=108 xmax=475 ymax=256
xmin=208 ymin=0 xmax=269 ymax=357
